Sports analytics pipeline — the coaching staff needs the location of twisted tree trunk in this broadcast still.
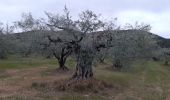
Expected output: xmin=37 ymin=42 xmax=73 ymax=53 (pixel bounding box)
xmin=73 ymin=50 xmax=94 ymax=79
xmin=53 ymin=47 xmax=72 ymax=71
xmin=99 ymin=57 xmax=105 ymax=63
xmin=58 ymin=56 xmax=68 ymax=71
xmin=113 ymin=59 xmax=123 ymax=70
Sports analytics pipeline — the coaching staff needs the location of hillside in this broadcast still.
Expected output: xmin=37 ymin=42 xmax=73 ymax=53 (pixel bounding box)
xmin=92 ymin=30 xmax=170 ymax=48
xmin=5 ymin=29 xmax=170 ymax=52
xmin=116 ymin=30 xmax=170 ymax=48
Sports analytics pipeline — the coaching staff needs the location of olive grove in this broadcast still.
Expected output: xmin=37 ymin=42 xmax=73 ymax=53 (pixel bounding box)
xmin=0 ymin=7 xmax=165 ymax=80
xmin=41 ymin=7 xmax=160 ymax=79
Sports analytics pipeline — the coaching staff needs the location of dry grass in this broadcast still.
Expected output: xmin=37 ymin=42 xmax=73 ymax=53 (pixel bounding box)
xmin=0 ymin=58 xmax=170 ymax=100
xmin=33 ymin=78 xmax=113 ymax=93
xmin=0 ymin=66 xmax=70 ymax=99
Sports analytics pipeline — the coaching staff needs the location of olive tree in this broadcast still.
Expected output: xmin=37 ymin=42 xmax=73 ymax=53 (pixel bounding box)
xmin=40 ymin=31 xmax=74 ymax=71
xmin=0 ymin=33 xmax=16 ymax=59
xmin=94 ymin=19 xmax=120 ymax=64
xmin=0 ymin=22 xmax=15 ymax=59
xmin=111 ymin=29 xmax=159 ymax=70
xmin=40 ymin=7 xmax=76 ymax=70
xmin=111 ymin=31 xmax=135 ymax=70
xmin=45 ymin=7 xmax=113 ymax=79
xmin=95 ymin=48 xmax=109 ymax=64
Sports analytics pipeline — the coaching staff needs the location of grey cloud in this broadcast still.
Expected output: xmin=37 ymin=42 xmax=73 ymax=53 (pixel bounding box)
xmin=0 ymin=0 xmax=169 ymax=38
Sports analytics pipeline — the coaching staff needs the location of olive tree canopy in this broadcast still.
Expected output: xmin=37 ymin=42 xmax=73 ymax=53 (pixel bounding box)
xmin=44 ymin=7 xmax=114 ymax=79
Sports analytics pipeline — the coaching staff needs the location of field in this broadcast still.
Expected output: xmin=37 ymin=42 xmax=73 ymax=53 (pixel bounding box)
xmin=0 ymin=57 xmax=170 ymax=100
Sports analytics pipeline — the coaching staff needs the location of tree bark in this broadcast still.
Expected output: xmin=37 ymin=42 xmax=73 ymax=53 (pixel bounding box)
xmin=72 ymin=50 xmax=94 ymax=79
xmin=52 ymin=47 xmax=72 ymax=71
xmin=58 ymin=57 xmax=68 ymax=71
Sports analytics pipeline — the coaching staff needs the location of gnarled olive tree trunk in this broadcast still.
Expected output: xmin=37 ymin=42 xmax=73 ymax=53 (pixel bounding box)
xmin=73 ymin=50 xmax=94 ymax=79
xmin=58 ymin=56 xmax=68 ymax=70
xmin=52 ymin=47 xmax=72 ymax=71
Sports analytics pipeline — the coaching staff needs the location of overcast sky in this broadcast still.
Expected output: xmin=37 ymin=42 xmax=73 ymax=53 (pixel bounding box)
xmin=0 ymin=0 xmax=170 ymax=38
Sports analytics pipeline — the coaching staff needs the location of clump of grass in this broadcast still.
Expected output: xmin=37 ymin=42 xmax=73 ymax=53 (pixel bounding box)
xmin=31 ymin=82 xmax=49 ymax=92
xmin=31 ymin=78 xmax=112 ymax=94
xmin=53 ymin=78 xmax=112 ymax=93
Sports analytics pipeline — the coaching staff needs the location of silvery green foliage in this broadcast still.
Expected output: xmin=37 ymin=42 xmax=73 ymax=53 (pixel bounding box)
xmin=94 ymin=19 xmax=120 ymax=64
xmin=76 ymin=10 xmax=104 ymax=33
xmin=41 ymin=31 xmax=75 ymax=57
xmin=0 ymin=34 xmax=7 ymax=59
xmin=0 ymin=33 xmax=17 ymax=59
xmin=161 ymin=48 xmax=170 ymax=65
xmin=24 ymin=31 xmax=48 ymax=56
xmin=6 ymin=30 xmax=47 ymax=57
xmin=110 ymin=30 xmax=135 ymax=69
xmin=45 ymin=6 xmax=77 ymax=32
xmin=110 ymin=30 xmax=159 ymax=70
xmin=15 ymin=12 xmax=47 ymax=32
xmin=94 ymin=48 xmax=109 ymax=63
xmin=45 ymin=7 xmax=105 ymax=54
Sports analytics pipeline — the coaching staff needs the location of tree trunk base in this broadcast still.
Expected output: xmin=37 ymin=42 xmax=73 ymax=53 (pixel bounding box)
xmin=72 ymin=66 xmax=93 ymax=79
xmin=72 ymin=74 xmax=93 ymax=80
xmin=56 ymin=66 xmax=69 ymax=72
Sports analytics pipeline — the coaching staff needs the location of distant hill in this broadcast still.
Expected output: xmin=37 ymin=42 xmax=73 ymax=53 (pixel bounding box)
xmin=156 ymin=37 xmax=170 ymax=48
xmin=113 ymin=30 xmax=170 ymax=48
xmin=7 ymin=30 xmax=170 ymax=49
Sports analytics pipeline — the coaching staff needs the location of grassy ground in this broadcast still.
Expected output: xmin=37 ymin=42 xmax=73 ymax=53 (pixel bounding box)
xmin=0 ymin=57 xmax=170 ymax=100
